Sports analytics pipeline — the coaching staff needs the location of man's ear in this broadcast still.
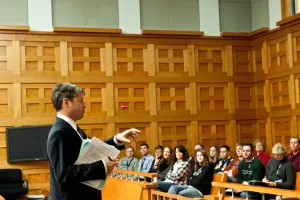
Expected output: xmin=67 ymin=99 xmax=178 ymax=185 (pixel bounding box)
xmin=62 ymin=98 xmax=70 ymax=108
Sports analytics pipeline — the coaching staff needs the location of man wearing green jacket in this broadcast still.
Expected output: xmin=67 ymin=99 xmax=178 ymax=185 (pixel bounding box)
xmin=237 ymin=143 xmax=265 ymax=199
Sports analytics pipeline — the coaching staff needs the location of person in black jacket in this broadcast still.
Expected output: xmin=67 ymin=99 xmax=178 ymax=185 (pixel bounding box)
xmin=168 ymin=150 xmax=214 ymax=198
xmin=263 ymin=143 xmax=295 ymax=200
xmin=153 ymin=146 xmax=173 ymax=182
xmin=47 ymin=83 xmax=139 ymax=200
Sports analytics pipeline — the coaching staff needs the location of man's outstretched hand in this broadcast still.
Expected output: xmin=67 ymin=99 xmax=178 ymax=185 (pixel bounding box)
xmin=116 ymin=128 xmax=140 ymax=143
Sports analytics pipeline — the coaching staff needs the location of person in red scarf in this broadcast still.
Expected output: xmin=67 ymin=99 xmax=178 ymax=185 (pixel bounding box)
xmin=253 ymin=139 xmax=270 ymax=167
xmin=286 ymin=137 xmax=300 ymax=172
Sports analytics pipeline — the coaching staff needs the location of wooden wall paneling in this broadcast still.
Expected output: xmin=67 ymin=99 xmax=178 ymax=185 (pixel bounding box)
xmin=266 ymin=118 xmax=273 ymax=151
xmin=252 ymin=44 xmax=264 ymax=74
xmin=297 ymin=116 xmax=300 ymax=138
xmin=272 ymin=117 xmax=292 ymax=148
xmin=0 ymin=84 xmax=14 ymax=126
xmin=196 ymin=83 xmax=228 ymax=113
xmin=12 ymin=41 xmax=20 ymax=76
xmin=80 ymin=123 xmax=108 ymax=142
xmin=0 ymin=41 xmax=12 ymax=74
xmin=198 ymin=121 xmax=229 ymax=151
xmin=269 ymin=76 xmax=291 ymax=109
xmin=262 ymin=41 xmax=269 ymax=74
xmin=228 ymin=82 xmax=236 ymax=114
xmin=189 ymin=121 xmax=199 ymax=150
xmin=105 ymin=43 xmax=113 ymax=76
xmin=67 ymin=42 xmax=105 ymax=76
xmin=289 ymin=74 xmax=296 ymax=109
xmin=60 ymin=42 xmax=68 ymax=76
xmin=155 ymin=45 xmax=188 ymax=76
xmin=21 ymin=84 xmax=56 ymax=122
xmin=73 ymin=83 xmax=107 ymax=121
xmin=147 ymin=44 xmax=155 ymax=76
xmin=115 ymin=122 xmax=151 ymax=158
xmin=264 ymin=79 xmax=271 ymax=112
xmin=292 ymin=30 xmax=300 ymax=67
xmin=194 ymin=45 xmax=226 ymax=74
xmin=114 ymin=83 xmax=149 ymax=116
xmin=253 ymin=81 xmax=266 ymax=110
xmin=287 ymin=33 xmax=294 ymax=69
xmin=235 ymin=83 xmax=255 ymax=111
xmin=188 ymin=45 xmax=195 ymax=76
xmin=236 ymin=120 xmax=256 ymax=143
xmin=106 ymin=83 xmax=114 ymax=116
xmin=291 ymin=115 xmax=298 ymax=137
xmin=156 ymin=83 xmax=190 ymax=115
xmin=267 ymin=36 xmax=289 ymax=75
xmin=189 ymin=83 xmax=197 ymax=114
xmin=158 ymin=122 xmax=191 ymax=154
xmin=23 ymin=168 xmax=50 ymax=194
xmin=20 ymin=41 xmax=60 ymax=77
xmin=254 ymin=119 xmax=267 ymax=144
xmin=12 ymin=83 xmax=21 ymax=126
xmin=150 ymin=122 xmax=158 ymax=151
xmin=112 ymin=44 xmax=148 ymax=76
xmin=0 ymin=127 xmax=6 ymax=148
xmin=226 ymin=46 xmax=233 ymax=76
xmin=149 ymin=83 xmax=157 ymax=115
xmin=232 ymin=46 xmax=252 ymax=76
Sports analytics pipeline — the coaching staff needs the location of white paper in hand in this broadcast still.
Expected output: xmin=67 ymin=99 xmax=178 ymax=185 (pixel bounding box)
xmin=75 ymin=137 xmax=120 ymax=165
xmin=74 ymin=137 xmax=120 ymax=190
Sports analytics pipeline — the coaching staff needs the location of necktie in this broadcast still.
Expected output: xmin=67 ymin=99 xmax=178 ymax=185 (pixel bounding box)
xmin=76 ymin=125 xmax=87 ymax=139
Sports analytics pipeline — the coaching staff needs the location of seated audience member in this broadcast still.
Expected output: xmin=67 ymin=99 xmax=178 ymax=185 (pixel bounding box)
xmin=137 ymin=143 xmax=154 ymax=180
xmin=116 ymin=146 xmax=139 ymax=178
xmin=287 ymin=137 xmax=300 ymax=172
xmin=263 ymin=143 xmax=295 ymax=200
xmin=253 ymin=139 xmax=270 ymax=167
xmin=223 ymin=142 xmax=244 ymax=182
xmin=263 ymin=143 xmax=295 ymax=189
xmin=214 ymin=145 xmax=233 ymax=173
xmin=208 ymin=145 xmax=219 ymax=167
xmin=153 ymin=146 xmax=173 ymax=183
xmin=189 ymin=143 xmax=204 ymax=168
xmin=149 ymin=145 xmax=164 ymax=173
xmin=168 ymin=150 xmax=213 ymax=198
xmin=157 ymin=145 xmax=190 ymax=192
xmin=236 ymin=143 xmax=265 ymax=199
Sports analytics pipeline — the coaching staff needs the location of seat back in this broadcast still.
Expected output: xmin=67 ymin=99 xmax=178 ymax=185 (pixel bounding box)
xmin=210 ymin=173 xmax=227 ymax=195
xmin=0 ymin=169 xmax=22 ymax=188
xmin=295 ymin=172 xmax=300 ymax=191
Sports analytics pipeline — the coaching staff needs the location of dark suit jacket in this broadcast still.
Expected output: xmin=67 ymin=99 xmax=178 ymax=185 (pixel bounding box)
xmin=47 ymin=117 xmax=124 ymax=200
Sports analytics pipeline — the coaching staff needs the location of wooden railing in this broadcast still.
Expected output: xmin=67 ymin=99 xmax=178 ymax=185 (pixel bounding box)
xmin=150 ymin=173 xmax=227 ymax=200
xmin=102 ymin=169 xmax=158 ymax=200
xmin=211 ymin=172 xmax=300 ymax=200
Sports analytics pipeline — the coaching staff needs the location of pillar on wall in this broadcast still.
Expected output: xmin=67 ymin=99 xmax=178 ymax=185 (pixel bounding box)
xmin=28 ymin=0 xmax=53 ymax=31
xmin=199 ymin=0 xmax=220 ymax=36
xmin=268 ymin=0 xmax=281 ymax=29
xmin=118 ymin=0 xmax=141 ymax=34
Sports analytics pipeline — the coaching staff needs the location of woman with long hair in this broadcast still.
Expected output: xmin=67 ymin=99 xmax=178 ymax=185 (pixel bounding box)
xmin=208 ymin=145 xmax=219 ymax=167
xmin=168 ymin=150 xmax=214 ymax=198
xmin=153 ymin=146 xmax=173 ymax=183
xmin=156 ymin=145 xmax=190 ymax=192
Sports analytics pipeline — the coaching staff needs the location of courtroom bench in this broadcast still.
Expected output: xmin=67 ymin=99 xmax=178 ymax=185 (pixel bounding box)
xmin=211 ymin=172 xmax=300 ymax=200
xmin=150 ymin=173 xmax=228 ymax=200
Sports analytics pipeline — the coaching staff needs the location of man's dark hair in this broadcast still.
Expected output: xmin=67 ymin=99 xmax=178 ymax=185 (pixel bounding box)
xmin=220 ymin=145 xmax=230 ymax=152
xmin=140 ymin=143 xmax=149 ymax=149
xmin=51 ymin=82 xmax=85 ymax=111
xmin=243 ymin=143 xmax=254 ymax=152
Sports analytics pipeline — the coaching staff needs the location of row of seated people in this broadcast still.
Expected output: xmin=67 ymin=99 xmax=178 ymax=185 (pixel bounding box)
xmin=115 ymin=137 xmax=300 ymax=199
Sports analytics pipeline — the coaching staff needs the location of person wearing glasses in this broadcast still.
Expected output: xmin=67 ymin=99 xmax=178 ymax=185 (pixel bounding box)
xmin=263 ymin=143 xmax=295 ymax=200
xmin=116 ymin=146 xmax=139 ymax=178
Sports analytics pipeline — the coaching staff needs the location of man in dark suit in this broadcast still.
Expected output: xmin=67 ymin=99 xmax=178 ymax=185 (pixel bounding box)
xmin=47 ymin=82 xmax=139 ymax=200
